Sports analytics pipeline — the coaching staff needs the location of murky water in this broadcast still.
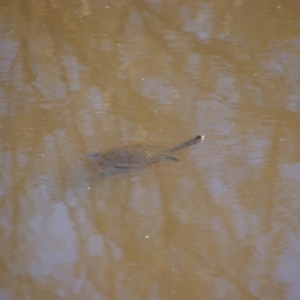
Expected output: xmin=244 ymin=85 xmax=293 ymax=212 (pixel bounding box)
xmin=1 ymin=0 xmax=300 ymax=299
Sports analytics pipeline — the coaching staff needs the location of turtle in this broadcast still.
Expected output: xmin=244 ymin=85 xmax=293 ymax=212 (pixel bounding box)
xmin=90 ymin=135 xmax=204 ymax=169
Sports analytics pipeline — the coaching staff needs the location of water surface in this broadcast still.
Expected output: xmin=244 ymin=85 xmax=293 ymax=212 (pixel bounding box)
xmin=0 ymin=0 xmax=300 ymax=299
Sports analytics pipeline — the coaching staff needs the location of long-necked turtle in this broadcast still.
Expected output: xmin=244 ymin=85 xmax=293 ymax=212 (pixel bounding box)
xmin=90 ymin=135 xmax=204 ymax=169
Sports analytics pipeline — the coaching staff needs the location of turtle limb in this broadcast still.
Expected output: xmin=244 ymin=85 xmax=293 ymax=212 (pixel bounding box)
xmin=165 ymin=156 xmax=179 ymax=162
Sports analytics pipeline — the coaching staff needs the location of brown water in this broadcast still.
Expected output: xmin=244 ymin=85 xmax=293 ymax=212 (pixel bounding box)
xmin=1 ymin=0 xmax=300 ymax=299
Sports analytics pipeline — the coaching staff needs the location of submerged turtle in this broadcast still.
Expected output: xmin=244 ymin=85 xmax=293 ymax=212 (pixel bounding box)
xmin=90 ymin=135 xmax=204 ymax=170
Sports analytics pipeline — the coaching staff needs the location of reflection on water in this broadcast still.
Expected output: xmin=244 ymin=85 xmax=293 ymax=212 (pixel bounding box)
xmin=1 ymin=0 xmax=300 ymax=299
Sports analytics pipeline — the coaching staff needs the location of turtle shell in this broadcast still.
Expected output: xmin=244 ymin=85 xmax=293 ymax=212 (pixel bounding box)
xmin=95 ymin=144 xmax=170 ymax=167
